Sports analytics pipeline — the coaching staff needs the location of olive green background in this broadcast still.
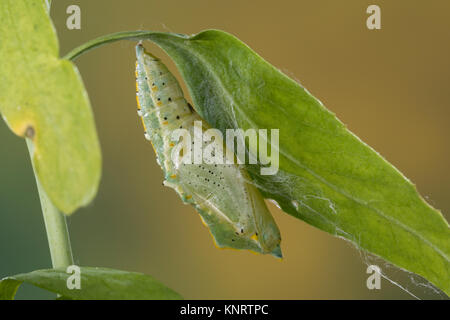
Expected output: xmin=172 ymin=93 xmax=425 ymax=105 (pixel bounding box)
xmin=1 ymin=0 xmax=449 ymax=299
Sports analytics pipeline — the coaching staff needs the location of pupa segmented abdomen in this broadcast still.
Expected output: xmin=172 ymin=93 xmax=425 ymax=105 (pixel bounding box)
xmin=134 ymin=44 xmax=282 ymax=257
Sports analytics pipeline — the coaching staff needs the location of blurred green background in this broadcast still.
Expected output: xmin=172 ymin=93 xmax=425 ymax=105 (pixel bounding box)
xmin=1 ymin=0 xmax=449 ymax=299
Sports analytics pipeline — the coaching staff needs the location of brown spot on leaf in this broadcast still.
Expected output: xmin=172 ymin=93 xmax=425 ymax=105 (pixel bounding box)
xmin=25 ymin=126 xmax=35 ymax=139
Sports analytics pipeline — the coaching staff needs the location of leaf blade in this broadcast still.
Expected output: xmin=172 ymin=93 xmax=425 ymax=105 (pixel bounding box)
xmin=0 ymin=267 xmax=182 ymax=300
xmin=145 ymin=30 xmax=450 ymax=294
xmin=0 ymin=0 xmax=101 ymax=214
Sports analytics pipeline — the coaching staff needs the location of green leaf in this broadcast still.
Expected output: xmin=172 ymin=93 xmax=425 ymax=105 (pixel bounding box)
xmin=0 ymin=0 xmax=101 ymax=214
xmin=138 ymin=30 xmax=449 ymax=294
xmin=62 ymin=29 xmax=450 ymax=294
xmin=0 ymin=267 xmax=182 ymax=300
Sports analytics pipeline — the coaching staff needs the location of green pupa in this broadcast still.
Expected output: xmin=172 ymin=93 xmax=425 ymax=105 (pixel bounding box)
xmin=135 ymin=44 xmax=282 ymax=257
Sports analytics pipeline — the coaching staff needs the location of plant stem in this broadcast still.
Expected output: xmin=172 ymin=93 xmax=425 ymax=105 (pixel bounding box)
xmin=26 ymin=139 xmax=74 ymax=269
xmin=63 ymin=30 xmax=168 ymax=61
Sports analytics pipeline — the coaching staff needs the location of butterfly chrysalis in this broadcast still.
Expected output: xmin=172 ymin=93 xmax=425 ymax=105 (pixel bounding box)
xmin=134 ymin=44 xmax=282 ymax=257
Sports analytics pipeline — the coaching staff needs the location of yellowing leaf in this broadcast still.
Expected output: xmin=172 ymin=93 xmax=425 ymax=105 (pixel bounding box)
xmin=0 ymin=0 xmax=101 ymax=214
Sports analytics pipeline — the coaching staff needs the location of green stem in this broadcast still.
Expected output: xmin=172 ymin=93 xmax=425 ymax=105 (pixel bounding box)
xmin=26 ymin=139 xmax=74 ymax=269
xmin=63 ymin=30 xmax=169 ymax=61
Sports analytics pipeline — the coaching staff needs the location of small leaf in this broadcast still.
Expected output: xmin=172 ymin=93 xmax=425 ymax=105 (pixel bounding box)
xmin=0 ymin=0 xmax=101 ymax=214
xmin=141 ymin=30 xmax=449 ymax=294
xmin=0 ymin=267 xmax=182 ymax=300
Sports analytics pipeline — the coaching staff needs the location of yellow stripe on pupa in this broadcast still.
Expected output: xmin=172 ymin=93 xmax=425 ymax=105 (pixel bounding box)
xmin=136 ymin=93 xmax=141 ymax=110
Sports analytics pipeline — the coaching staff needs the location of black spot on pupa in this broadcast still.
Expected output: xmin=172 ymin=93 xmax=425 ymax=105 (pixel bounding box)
xmin=168 ymin=97 xmax=172 ymax=102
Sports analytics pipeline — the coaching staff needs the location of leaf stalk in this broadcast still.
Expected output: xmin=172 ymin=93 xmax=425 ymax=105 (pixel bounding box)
xmin=26 ymin=139 xmax=74 ymax=269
